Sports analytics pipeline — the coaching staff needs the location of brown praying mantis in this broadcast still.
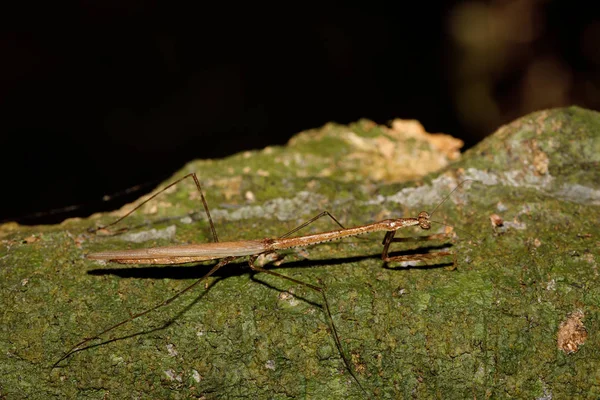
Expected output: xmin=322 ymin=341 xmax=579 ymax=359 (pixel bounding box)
xmin=53 ymin=173 xmax=473 ymax=396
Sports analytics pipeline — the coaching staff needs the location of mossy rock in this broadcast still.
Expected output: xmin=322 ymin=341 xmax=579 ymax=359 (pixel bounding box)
xmin=1 ymin=107 xmax=598 ymax=399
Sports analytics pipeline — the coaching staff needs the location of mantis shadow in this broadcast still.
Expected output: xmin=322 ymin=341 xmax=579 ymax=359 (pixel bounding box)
xmin=56 ymin=243 xmax=454 ymax=368
xmin=84 ymin=243 xmax=453 ymax=327
xmin=87 ymin=242 xmax=454 ymax=280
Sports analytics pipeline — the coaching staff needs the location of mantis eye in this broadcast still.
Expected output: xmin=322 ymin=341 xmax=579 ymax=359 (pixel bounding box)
xmin=417 ymin=211 xmax=431 ymax=229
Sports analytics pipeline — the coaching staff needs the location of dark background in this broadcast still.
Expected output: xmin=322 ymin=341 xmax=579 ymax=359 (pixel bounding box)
xmin=2 ymin=2 xmax=599 ymax=224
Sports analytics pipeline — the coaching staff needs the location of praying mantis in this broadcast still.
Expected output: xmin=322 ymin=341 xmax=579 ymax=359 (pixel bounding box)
xmin=54 ymin=173 xmax=473 ymax=397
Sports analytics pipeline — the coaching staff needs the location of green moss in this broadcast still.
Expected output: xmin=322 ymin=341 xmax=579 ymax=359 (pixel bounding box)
xmin=2 ymin=107 xmax=600 ymax=399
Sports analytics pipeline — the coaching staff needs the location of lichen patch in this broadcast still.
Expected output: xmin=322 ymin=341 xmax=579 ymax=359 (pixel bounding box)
xmin=557 ymin=310 xmax=587 ymax=354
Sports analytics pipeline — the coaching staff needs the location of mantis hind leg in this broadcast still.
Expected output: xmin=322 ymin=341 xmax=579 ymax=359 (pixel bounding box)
xmin=90 ymin=173 xmax=219 ymax=243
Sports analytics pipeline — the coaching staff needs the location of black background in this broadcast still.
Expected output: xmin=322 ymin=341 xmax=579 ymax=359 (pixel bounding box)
xmin=2 ymin=2 xmax=599 ymax=224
